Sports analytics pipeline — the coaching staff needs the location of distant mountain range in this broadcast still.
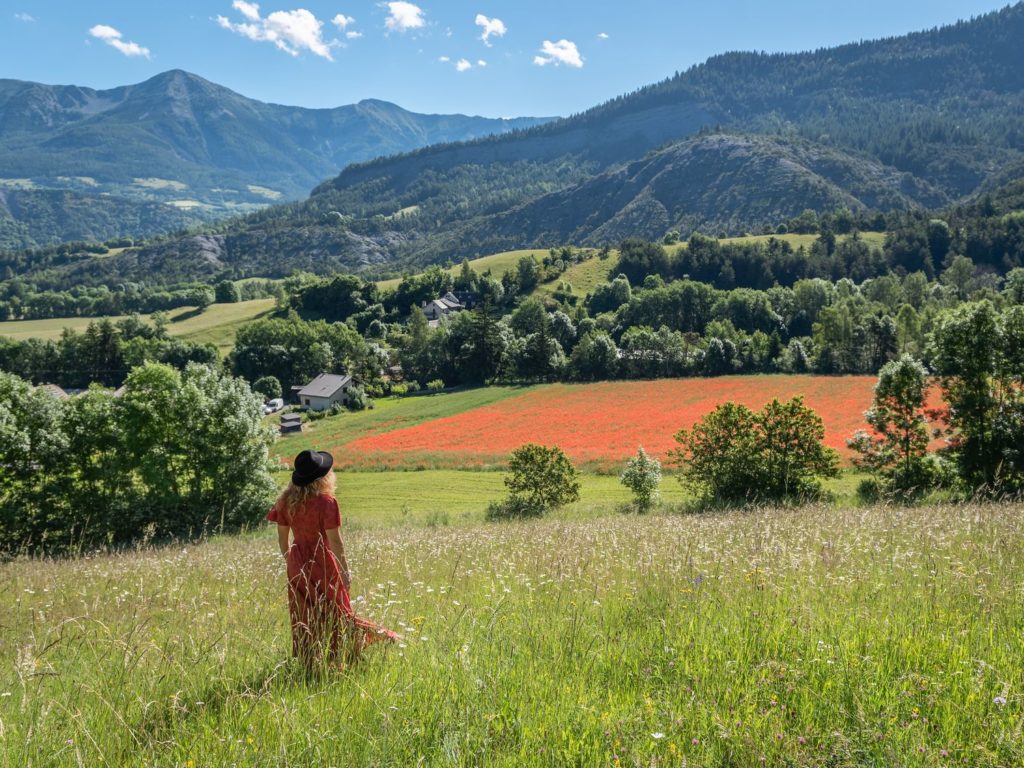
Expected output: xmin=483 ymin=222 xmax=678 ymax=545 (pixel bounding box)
xmin=8 ymin=3 xmax=1024 ymax=286
xmin=0 ymin=70 xmax=553 ymax=249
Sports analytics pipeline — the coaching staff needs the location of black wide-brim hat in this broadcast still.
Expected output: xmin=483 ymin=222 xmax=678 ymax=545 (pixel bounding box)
xmin=292 ymin=449 xmax=334 ymax=487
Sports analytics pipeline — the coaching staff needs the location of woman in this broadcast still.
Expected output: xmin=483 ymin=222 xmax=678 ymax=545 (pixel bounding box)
xmin=269 ymin=449 xmax=398 ymax=666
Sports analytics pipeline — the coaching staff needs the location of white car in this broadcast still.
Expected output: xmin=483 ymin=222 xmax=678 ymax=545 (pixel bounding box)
xmin=262 ymin=398 xmax=285 ymax=415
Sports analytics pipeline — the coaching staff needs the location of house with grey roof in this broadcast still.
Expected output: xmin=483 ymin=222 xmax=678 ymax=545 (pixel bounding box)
xmin=421 ymin=291 xmax=466 ymax=321
xmin=296 ymin=373 xmax=353 ymax=411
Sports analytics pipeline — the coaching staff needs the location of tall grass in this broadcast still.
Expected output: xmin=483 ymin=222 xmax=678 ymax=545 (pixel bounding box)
xmin=2 ymin=503 xmax=1022 ymax=766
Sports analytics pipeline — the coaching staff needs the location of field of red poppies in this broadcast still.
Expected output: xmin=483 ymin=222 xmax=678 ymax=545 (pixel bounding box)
xmin=335 ymin=376 xmax=896 ymax=471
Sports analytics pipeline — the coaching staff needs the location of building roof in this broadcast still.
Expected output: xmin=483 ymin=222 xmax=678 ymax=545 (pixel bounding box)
xmin=297 ymin=373 xmax=352 ymax=399
xmin=37 ymin=384 xmax=69 ymax=399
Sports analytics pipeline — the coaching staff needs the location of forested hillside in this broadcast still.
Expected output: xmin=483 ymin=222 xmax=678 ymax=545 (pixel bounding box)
xmin=6 ymin=4 xmax=1024 ymax=284
xmin=0 ymin=70 xmax=552 ymax=248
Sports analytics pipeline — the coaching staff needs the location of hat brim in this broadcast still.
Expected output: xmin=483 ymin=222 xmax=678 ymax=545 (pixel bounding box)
xmin=291 ymin=450 xmax=334 ymax=487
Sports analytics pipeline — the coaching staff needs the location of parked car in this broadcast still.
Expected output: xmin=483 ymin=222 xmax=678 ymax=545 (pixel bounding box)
xmin=262 ymin=398 xmax=285 ymax=415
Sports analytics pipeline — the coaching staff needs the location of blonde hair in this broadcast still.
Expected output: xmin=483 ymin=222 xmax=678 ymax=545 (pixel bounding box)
xmin=276 ymin=471 xmax=336 ymax=516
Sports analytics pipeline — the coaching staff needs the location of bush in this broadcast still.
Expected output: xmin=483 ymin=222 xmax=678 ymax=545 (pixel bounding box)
xmin=427 ymin=379 xmax=446 ymax=392
xmin=673 ymin=397 xmax=839 ymax=505
xmin=489 ymin=444 xmax=581 ymax=520
xmin=346 ymin=385 xmax=368 ymax=412
xmin=620 ymin=446 xmax=662 ymax=512
xmin=252 ymin=375 xmax=282 ymax=401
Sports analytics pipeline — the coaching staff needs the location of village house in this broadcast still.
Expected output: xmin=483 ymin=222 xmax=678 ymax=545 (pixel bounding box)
xmin=421 ymin=291 xmax=478 ymax=321
xmin=295 ymin=373 xmax=353 ymax=411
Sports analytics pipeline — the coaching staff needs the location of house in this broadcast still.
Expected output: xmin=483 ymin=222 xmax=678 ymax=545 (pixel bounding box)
xmin=421 ymin=291 xmax=468 ymax=321
xmin=37 ymin=384 xmax=70 ymax=400
xmin=296 ymin=373 xmax=353 ymax=411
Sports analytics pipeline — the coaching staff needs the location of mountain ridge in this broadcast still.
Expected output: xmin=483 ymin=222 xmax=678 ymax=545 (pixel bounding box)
xmin=0 ymin=70 xmax=554 ymax=248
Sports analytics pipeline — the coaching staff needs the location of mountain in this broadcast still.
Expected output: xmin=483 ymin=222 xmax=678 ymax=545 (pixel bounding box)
xmin=0 ymin=70 xmax=553 ymax=247
xmin=11 ymin=3 xmax=1024 ymax=285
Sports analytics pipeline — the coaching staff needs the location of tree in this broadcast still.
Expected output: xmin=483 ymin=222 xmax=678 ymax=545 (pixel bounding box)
xmin=673 ymin=397 xmax=839 ymax=504
xmin=617 ymin=239 xmax=671 ymax=285
xmin=848 ymin=356 xmax=934 ymax=496
xmin=569 ymin=331 xmax=618 ymax=381
xmin=930 ymin=302 xmax=1024 ymax=495
xmin=215 ymin=280 xmax=241 ymax=304
xmin=253 ymin=375 xmax=282 ymax=401
xmin=620 ymin=446 xmax=662 ymax=512
xmin=490 ymin=444 xmax=581 ymax=519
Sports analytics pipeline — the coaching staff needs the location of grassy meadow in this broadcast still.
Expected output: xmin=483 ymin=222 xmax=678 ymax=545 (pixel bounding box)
xmin=0 ymin=298 xmax=275 ymax=354
xmin=3 ymin=501 xmax=1022 ymax=766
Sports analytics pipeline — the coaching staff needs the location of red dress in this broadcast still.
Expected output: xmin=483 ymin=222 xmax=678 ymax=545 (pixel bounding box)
xmin=268 ymin=494 xmax=398 ymax=663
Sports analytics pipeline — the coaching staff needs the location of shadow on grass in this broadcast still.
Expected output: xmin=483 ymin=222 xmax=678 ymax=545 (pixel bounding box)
xmin=132 ymin=656 xmax=374 ymax=742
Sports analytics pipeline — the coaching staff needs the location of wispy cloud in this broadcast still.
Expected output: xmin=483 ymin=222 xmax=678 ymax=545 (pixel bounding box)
xmin=216 ymin=4 xmax=338 ymax=60
xmin=384 ymin=2 xmax=424 ymax=33
xmin=456 ymin=58 xmax=472 ymax=72
xmin=597 ymin=32 xmax=609 ymax=40
xmin=332 ymin=13 xmax=361 ymax=38
xmin=534 ymin=39 xmax=583 ymax=68
xmin=89 ymin=24 xmax=152 ymax=58
xmin=14 ymin=12 xmax=35 ymax=22
xmin=474 ymin=14 xmax=506 ymax=47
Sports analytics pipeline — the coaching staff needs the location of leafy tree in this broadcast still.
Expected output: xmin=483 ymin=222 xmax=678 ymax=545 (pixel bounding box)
xmin=930 ymin=302 xmax=1024 ymax=494
xmin=617 ymin=239 xmax=671 ymax=285
xmin=253 ymin=375 xmax=282 ymax=401
xmin=570 ymin=331 xmax=618 ymax=381
xmin=673 ymin=397 xmax=839 ymax=504
xmin=848 ymin=356 xmax=934 ymax=495
xmin=215 ymin=280 xmax=241 ymax=304
xmin=620 ymin=446 xmax=662 ymax=512
xmin=490 ymin=444 xmax=580 ymax=519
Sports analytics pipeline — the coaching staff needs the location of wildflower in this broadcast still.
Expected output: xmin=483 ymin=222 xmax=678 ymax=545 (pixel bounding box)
xmin=993 ymin=696 xmax=1007 ymax=706
xmin=651 ymin=732 xmax=665 ymax=739
xmin=691 ymin=738 xmax=699 ymax=745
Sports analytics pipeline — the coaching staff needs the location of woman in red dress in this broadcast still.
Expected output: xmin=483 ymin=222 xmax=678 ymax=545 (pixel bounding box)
xmin=268 ymin=450 xmax=398 ymax=666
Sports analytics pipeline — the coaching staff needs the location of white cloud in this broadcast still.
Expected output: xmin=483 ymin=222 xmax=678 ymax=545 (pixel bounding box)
xmin=455 ymin=58 xmax=472 ymax=72
xmin=217 ymin=4 xmax=337 ymax=60
xmin=534 ymin=39 xmax=583 ymax=68
xmin=598 ymin=32 xmax=609 ymax=40
xmin=233 ymin=1 xmax=261 ymax=21
xmin=476 ymin=59 xmax=487 ymax=67
xmin=346 ymin=30 xmax=362 ymax=39
xmin=14 ymin=12 xmax=35 ymax=22
xmin=331 ymin=13 xmax=354 ymax=30
xmin=474 ymin=14 xmax=506 ymax=47
xmin=384 ymin=2 xmax=424 ymax=32
xmin=89 ymin=24 xmax=152 ymax=58
xmin=438 ymin=55 xmax=450 ymax=62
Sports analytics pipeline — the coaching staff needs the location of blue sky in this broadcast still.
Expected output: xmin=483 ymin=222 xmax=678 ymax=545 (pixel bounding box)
xmin=1 ymin=1 xmax=1009 ymax=118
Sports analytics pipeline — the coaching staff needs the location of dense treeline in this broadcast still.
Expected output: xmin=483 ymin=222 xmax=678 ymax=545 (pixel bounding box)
xmin=0 ymin=317 xmax=219 ymax=389
xmin=0 ymin=363 xmax=275 ymax=555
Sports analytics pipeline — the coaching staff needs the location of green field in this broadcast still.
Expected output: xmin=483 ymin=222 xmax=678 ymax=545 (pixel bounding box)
xmin=376 ymin=249 xmax=554 ymax=291
xmin=3 ymin=500 xmax=1021 ymax=766
xmin=0 ymin=298 xmax=275 ymax=354
xmin=536 ymin=255 xmax=616 ymax=298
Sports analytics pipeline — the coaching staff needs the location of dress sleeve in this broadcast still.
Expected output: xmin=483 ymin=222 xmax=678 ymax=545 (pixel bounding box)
xmin=322 ymin=496 xmax=341 ymax=530
xmin=267 ymin=501 xmax=288 ymax=525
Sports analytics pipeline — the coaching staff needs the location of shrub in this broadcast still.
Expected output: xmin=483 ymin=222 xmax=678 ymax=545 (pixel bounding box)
xmin=673 ymin=397 xmax=839 ymax=504
xmin=620 ymin=446 xmax=662 ymax=512
xmin=427 ymin=379 xmax=446 ymax=392
xmin=489 ymin=444 xmax=581 ymax=520
xmin=346 ymin=385 xmax=368 ymax=412
xmin=252 ymin=375 xmax=282 ymax=401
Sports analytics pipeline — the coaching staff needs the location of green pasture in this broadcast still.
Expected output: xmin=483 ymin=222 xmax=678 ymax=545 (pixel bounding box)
xmin=0 ymin=298 xmax=275 ymax=354
xmin=3 ymin=501 xmax=1021 ymax=766
xmin=376 ymin=249 xmax=553 ymax=291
